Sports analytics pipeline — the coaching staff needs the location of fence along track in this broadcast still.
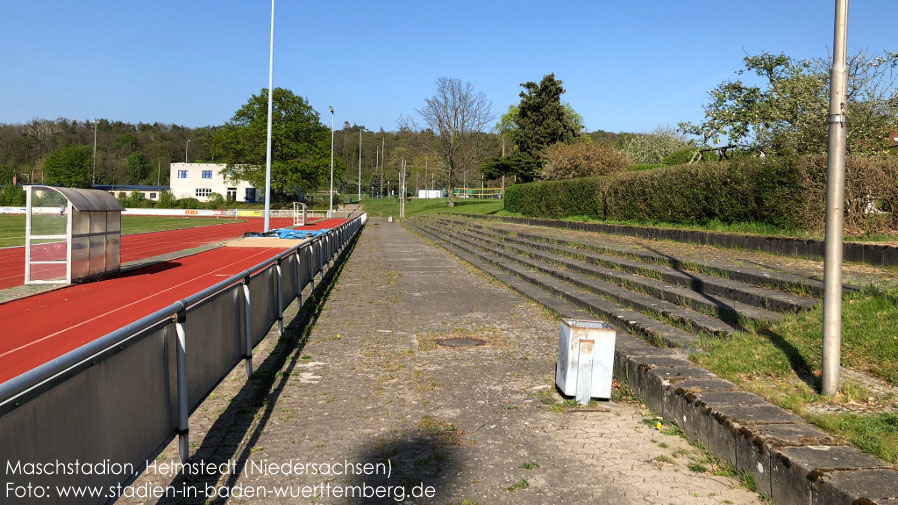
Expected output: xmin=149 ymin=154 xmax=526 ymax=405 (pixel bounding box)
xmin=0 ymin=214 xmax=366 ymax=505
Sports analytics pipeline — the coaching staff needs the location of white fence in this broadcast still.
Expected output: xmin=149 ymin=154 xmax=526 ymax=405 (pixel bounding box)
xmin=0 ymin=213 xmax=366 ymax=504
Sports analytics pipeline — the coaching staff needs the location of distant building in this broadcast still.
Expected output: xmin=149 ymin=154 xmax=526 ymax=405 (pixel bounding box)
xmin=93 ymin=185 xmax=169 ymax=201
xmin=888 ymin=133 xmax=898 ymax=150
xmin=169 ymin=162 xmax=258 ymax=202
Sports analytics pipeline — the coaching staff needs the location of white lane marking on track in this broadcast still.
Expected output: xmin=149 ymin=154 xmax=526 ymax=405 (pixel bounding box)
xmin=0 ymin=248 xmax=280 ymax=359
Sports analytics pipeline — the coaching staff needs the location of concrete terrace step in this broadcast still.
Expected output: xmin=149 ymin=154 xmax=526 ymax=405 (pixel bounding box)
xmin=441 ymin=221 xmax=785 ymax=328
xmin=447 ymin=217 xmax=835 ymax=298
xmin=426 ymin=220 xmax=739 ymax=338
xmin=437 ymin=217 xmax=820 ymax=312
xmin=411 ymin=221 xmax=700 ymax=348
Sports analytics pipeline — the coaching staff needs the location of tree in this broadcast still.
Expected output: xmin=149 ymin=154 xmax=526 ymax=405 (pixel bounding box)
xmin=126 ymin=152 xmax=149 ymax=181
xmin=540 ymin=142 xmax=630 ymax=180
xmin=399 ymin=77 xmax=494 ymax=207
xmin=512 ymin=74 xmax=581 ymax=158
xmin=210 ymin=88 xmax=338 ymax=198
xmin=43 ymin=145 xmax=92 ymax=187
xmin=619 ymin=126 xmax=689 ymax=163
xmin=680 ymin=51 xmax=898 ymax=155
xmin=480 ymin=153 xmax=539 ymax=194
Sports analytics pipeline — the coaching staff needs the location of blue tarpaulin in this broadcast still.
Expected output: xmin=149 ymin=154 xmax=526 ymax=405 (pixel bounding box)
xmin=272 ymin=228 xmax=330 ymax=239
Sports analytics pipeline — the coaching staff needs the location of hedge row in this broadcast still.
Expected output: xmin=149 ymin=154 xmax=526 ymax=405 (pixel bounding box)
xmin=504 ymin=155 xmax=898 ymax=234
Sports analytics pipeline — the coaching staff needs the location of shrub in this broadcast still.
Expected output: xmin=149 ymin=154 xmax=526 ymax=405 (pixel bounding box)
xmin=0 ymin=185 xmax=26 ymax=206
xmin=178 ymin=197 xmax=201 ymax=209
xmin=157 ymin=191 xmax=177 ymax=208
xmin=206 ymin=192 xmax=225 ymax=209
xmin=504 ymin=155 xmax=898 ymax=235
xmin=540 ymin=142 xmax=630 ymax=180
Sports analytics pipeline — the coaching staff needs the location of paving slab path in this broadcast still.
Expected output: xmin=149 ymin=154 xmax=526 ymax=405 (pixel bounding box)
xmin=127 ymin=218 xmax=765 ymax=505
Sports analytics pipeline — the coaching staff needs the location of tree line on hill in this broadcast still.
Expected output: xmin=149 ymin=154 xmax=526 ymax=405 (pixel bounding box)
xmin=2 ymin=49 xmax=893 ymax=209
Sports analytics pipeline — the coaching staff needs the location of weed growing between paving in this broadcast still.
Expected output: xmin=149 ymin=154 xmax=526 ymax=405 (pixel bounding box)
xmin=692 ymin=285 xmax=898 ymax=463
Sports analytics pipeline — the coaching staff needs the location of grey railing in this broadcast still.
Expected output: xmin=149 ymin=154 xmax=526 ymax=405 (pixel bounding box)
xmin=0 ymin=213 xmax=366 ymax=504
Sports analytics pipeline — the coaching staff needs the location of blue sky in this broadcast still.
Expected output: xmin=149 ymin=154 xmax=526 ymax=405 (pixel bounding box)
xmin=0 ymin=1 xmax=893 ymax=133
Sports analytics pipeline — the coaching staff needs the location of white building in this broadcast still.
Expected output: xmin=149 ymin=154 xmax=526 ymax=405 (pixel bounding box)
xmin=169 ymin=162 xmax=258 ymax=202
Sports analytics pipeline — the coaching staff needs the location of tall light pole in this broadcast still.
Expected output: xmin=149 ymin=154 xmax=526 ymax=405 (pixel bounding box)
xmin=821 ymin=0 xmax=849 ymax=396
xmin=328 ymin=106 xmax=335 ymax=217
xmin=91 ymin=120 xmax=98 ymax=185
xmin=358 ymin=127 xmax=363 ymax=203
xmin=185 ymin=139 xmax=190 ymax=163
xmin=263 ymin=0 xmax=275 ymax=232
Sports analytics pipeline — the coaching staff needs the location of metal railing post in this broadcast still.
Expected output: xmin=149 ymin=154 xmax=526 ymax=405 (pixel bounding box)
xmin=242 ymin=275 xmax=253 ymax=377
xmin=294 ymin=249 xmax=303 ymax=306
xmin=309 ymin=246 xmax=315 ymax=290
xmin=175 ymin=309 xmax=189 ymax=463
xmin=276 ymin=260 xmax=284 ymax=336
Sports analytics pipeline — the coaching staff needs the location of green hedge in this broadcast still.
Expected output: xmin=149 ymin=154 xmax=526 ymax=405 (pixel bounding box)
xmin=504 ymin=156 xmax=898 ymax=234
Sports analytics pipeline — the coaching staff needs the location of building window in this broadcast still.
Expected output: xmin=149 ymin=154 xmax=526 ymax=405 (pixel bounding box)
xmin=226 ymin=188 xmax=237 ymax=201
xmin=149 ymin=193 xmax=157 ymax=199
xmin=202 ymin=170 xmax=213 ymax=179
xmin=177 ymin=170 xmax=188 ymax=179
xmin=196 ymin=188 xmax=212 ymax=198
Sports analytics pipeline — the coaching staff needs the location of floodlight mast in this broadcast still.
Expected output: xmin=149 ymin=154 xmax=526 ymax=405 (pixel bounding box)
xmin=263 ymin=0 xmax=275 ymax=232
xmin=821 ymin=0 xmax=849 ymax=396
xmin=329 ymin=106 xmax=334 ymax=217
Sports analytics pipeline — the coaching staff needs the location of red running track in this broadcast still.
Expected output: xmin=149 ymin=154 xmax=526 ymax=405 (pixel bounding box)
xmin=0 ymin=246 xmax=291 ymax=383
xmin=0 ymin=217 xmax=348 ymax=290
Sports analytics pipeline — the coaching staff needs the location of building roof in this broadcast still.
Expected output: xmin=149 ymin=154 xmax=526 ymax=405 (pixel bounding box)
xmin=92 ymin=185 xmax=170 ymax=191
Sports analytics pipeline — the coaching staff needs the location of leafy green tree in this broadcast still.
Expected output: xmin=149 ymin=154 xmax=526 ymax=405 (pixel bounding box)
xmin=0 ymin=184 xmax=26 ymax=206
xmin=211 ymin=88 xmax=339 ymax=197
xmin=126 ymin=152 xmax=149 ymax=181
xmin=512 ymin=74 xmax=581 ymax=158
xmin=480 ymin=154 xmax=539 ymax=194
xmin=680 ymin=51 xmax=898 ymax=155
xmin=43 ymin=145 xmax=93 ymax=187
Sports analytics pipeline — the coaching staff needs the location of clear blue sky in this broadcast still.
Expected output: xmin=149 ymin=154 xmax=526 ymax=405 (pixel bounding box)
xmin=1 ymin=1 xmax=893 ymax=133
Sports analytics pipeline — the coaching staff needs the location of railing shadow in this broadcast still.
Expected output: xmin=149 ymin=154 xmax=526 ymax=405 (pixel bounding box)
xmin=640 ymin=245 xmax=748 ymax=331
xmin=151 ymin=229 xmax=363 ymax=504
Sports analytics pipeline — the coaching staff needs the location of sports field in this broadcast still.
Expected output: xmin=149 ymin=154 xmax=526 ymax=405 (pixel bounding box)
xmin=0 ymin=216 xmax=350 ymax=381
xmin=0 ymin=214 xmax=243 ymax=248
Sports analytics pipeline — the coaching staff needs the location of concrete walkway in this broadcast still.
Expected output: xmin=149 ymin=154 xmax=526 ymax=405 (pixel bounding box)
xmin=128 ymin=218 xmax=764 ymax=504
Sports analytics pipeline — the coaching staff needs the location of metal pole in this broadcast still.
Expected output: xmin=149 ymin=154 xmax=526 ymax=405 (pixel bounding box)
xmin=821 ymin=0 xmax=849 ymax=396
xmin=329 ymin=106 xmax=335 ymax=216
xmin=185 ymin=139 xmax=190 ymax=163
xmin=358 ymin=127 xmax=362 ymax=203
xmin=175 ymin=310 xmax=189 ymax=462
xmin=91 ymin=120 xmax=98 ymax=185
xmin=263 ymin=0 xmax=275 ymax=232
xmin=276 ymin=261 xmax=284 ymax=336
xmin=243 ymin=276 xmax=254 ymax=377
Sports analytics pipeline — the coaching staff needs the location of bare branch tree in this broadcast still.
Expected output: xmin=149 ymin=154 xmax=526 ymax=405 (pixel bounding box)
xmin=399 ymin=77 xmax=493 ymax=206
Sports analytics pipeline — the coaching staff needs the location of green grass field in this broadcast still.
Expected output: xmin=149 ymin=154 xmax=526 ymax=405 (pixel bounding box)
xmin=0 ymin=215 xmax=242 ymax=248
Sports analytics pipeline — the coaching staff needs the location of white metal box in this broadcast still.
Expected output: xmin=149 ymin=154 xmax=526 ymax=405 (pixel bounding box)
xmin=555 ymin=319 xmax=616 ymax=403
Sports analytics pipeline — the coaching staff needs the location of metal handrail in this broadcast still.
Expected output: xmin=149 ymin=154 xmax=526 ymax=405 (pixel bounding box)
xmin=0 ymin=216 xmax=362 ymax=414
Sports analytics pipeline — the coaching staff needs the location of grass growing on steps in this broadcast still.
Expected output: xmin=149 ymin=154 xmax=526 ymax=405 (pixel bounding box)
xmin=691 ymin=285 xmax=898 ymax=463
xmin=361 ymin=198 xmax=503 ymax=219
xmin=489 ymin=210 xmax=898 ymax=243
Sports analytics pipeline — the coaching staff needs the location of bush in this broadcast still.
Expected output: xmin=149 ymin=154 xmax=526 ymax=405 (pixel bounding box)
xmin=540 ymin=142 xmax=630 ymax=180
xmin=178 ymin=197 xmax=201 ymax=209
xmin=504 ymin=155 xmax=898 ymax=235
xmin=157 ymin=191 xmax=177 ymax=208
xmin=206 ymin=192 xmax=225 ymax=209
xmin=0 ymin=185 xmax=26 ymax=206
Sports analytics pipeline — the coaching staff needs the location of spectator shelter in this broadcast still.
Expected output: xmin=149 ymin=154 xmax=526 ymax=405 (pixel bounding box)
xmin=25 ymin=186 xmax=125 ymax=285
